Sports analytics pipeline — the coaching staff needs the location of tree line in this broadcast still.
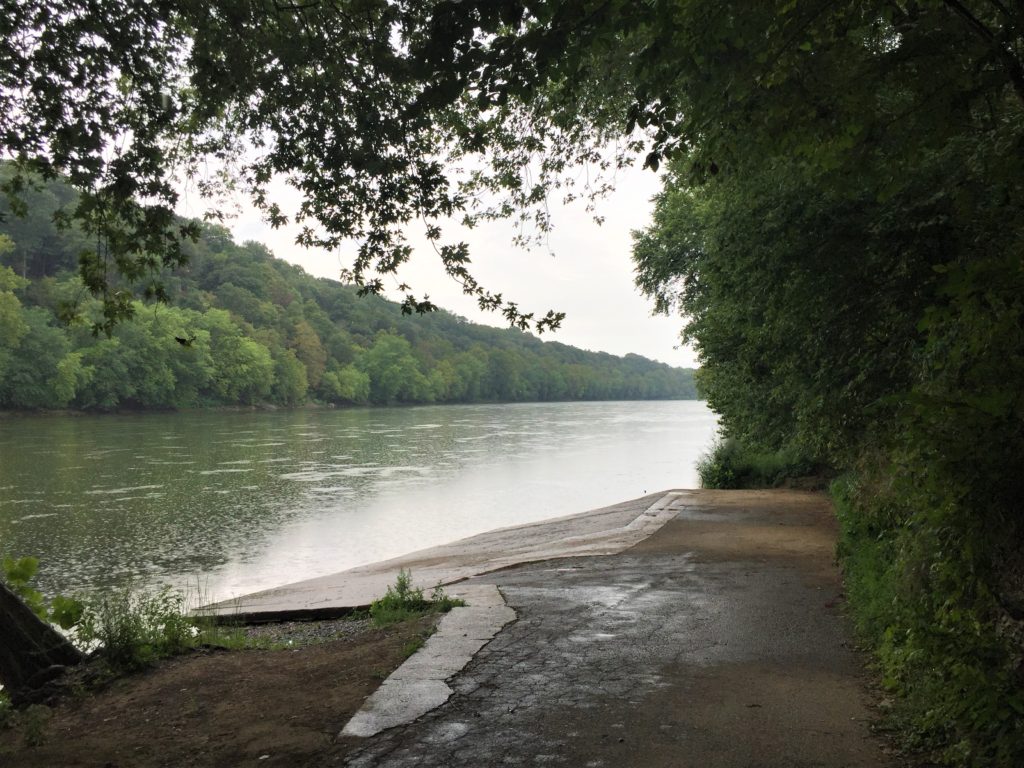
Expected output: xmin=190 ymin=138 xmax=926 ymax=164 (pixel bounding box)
xmin=0 ymin=177 xmax=696 ymax=411
xmin=1 ymin=3 xmax=1021 ymax=761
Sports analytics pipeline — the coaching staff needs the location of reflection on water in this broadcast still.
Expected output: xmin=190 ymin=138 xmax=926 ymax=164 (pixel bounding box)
xmin=0 ymin=401 xmax=717 ymax=602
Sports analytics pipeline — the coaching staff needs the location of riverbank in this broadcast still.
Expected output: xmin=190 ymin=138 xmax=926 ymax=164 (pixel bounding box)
xmin=2 ymin=489 xmax=896 ymax=767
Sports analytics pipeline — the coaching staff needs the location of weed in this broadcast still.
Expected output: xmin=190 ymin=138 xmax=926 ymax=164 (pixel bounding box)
xmin=20 ymin=705 xmax=49 ymax=748
xmin=401 ymin=635 xmax=427 ymax=658
xmin=429 ymin=583 xmax=464 ymax=612
xmin=0 ymin=692 xmax=12 ymax=730
xmin=194 ymin=623 xmax=287 ymax=651
xmin=369 ymin=570 xmax=465 ymax=627
xmin=75 ymin=586 xmax=195 ymax=670
xmin=832 ymin=475 xmax=1024 ymax=766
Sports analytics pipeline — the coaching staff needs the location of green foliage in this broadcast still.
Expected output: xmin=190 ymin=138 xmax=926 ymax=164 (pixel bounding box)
xmin=48 ymin=595 xmax=85 ymax=631
xmin=357 ymin=334 xmax=433 ymax=405
xmin=6 ymin=7 xmax=1020 ymax=757
xmin=321 ymin=364 xmax=370 ymax=405
xmin=1 ymin=556 xmax=85 ymax=631
xmin=0 ymin=202 xmax=698 ymax=411
xmin=833 ymin=476 xmax=1024 ymax=767
xmin=75 ymin=587 xmax=196 ymax=671
xmin=369 ymin=570 xmax=464 ymax=627
xmin=696 ymin=438 xmax=817 ymax=490
xmin=625 ymin=3 xmax=1024 ymax=762
xmin=1 ymin=556 xmax=46 ymax=618
xmin=19 ymin=704 xmax=49 ymax=747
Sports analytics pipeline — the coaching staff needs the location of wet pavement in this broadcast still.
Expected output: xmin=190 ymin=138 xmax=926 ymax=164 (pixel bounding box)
xmin=205 ymin=492 xmax=684 ymax=616
xmin=331 ymin=489 xmax=895 ymax=767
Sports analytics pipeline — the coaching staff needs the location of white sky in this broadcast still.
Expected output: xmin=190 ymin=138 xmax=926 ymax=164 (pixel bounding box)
xmin=188 ymin=161 xmax=699 ymax=369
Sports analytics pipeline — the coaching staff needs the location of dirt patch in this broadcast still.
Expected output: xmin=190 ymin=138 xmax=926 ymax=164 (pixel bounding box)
xmin=0 ymin=615 xmax=438 ymax=768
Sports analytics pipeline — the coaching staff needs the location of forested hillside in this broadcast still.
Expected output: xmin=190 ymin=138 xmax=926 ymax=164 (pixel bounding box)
xmin=0 ymin=177 xmax=696 ymax=411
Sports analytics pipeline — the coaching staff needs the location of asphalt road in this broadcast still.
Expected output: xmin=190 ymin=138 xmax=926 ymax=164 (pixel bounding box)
xmin=332 ymin=489 xmax=896 ymax=767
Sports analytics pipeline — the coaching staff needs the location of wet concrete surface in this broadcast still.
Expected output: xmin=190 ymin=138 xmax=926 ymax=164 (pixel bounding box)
xmin=332 ymin=489 xmax=895 ymax=767
xmin=205 ymin=491 xmax=685 ymax=615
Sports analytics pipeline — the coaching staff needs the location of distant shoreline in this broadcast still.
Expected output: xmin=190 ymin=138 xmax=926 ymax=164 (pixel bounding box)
xmin=0 ymin=396 xmax=704 ymax=419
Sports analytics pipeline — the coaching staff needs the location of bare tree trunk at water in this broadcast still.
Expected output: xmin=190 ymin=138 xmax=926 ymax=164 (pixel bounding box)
xmin=0 ymin=582 xmax=82 ymax=704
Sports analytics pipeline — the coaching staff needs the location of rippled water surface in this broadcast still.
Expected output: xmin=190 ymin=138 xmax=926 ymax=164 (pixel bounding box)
xmin=0 ymin=401 xmax=717 ymax=601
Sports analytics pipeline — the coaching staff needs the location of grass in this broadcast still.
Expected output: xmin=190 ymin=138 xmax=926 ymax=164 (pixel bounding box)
xmin=73 ymin=586 xmax=196 ymax=670
xmin=70 ymin=583 xmax=309 ymax=672
xmin=191 ymin=624 xmax=289 ymax=651
xmin=19 ymin=705 xmax=49 ymax=747
xmin=401 ymin=634 xmax=428 ymax=658
xmin=369 ymin=570 xmax=465 ymax=627
xmin=0 ymin=692 xmax=12 ymax=730
xmin=2 ymin=566 xmax=461 ymax=728
xmin=0 ymin=694 xmax=51 ymax=750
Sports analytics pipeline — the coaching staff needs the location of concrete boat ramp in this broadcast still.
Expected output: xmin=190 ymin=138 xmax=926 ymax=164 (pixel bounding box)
xmin=211 ymin=490 xmax=897 ymax=767
xmin=204 ymin=490 xmax=687 ymax=617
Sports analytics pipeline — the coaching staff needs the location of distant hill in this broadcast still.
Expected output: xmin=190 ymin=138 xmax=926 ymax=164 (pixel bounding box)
xmin=0 ymin=176 xmax=697 ymax=411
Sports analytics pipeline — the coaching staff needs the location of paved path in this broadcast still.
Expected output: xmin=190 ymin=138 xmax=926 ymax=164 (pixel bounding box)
xmin=330 ymin=489 xmax=895 ymax=767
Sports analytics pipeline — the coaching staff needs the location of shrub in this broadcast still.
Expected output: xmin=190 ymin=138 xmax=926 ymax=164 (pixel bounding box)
xmin=369 ymin=570 xmax=464 ymax=627
xmin=832 ymin=474 xmax=1024 ymax=766
xmin=75 ymin=587 xmax=196 ymax=670
xmin=697 ymin=437 xmax=818 ymax=489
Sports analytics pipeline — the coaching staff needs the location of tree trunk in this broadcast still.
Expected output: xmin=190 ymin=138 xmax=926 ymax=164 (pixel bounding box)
xmin=0 ymin=582 xmax=83 ymax=703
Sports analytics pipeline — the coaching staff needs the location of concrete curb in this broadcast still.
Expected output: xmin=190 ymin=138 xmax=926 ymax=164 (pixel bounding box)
xmin=341 ymin=584 xmax=516 ymax=738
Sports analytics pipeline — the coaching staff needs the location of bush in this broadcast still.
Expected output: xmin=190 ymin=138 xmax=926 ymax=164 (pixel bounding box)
xmin=75 ymin=587 xmax=196 ymax=670
xmin=696 ymin=437 xmax=818 ymax=489
xmin=369 ymin=570 xmax=464 ymax=627
xmin=832 ymin=474 xmax=1024 ymax=767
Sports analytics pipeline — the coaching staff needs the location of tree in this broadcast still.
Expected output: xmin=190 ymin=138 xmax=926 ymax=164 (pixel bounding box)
xmin=626 ymin=4 xmax=1024 ymax=761
xmin=4 ymin=2 xmax=1021 ymax=338
xmin=321 ymin=364 xmax=371 ymax=405
xmin=0 ymin=581 xmax=83 ymax=705
xmin=357 ymin=333 xmax=432 ymax=404
xmin=270 ymin=347 xmax=309 ymax=406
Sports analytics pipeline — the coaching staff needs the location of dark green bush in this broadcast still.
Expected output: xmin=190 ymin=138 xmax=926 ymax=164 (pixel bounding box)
xmin=697 ymin=438 xmax=818 ymax=489
xmin=832 ymin=475 xmax=1024 ymax=767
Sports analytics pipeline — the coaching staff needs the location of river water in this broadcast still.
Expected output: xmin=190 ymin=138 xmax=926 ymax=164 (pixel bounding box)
xmin=0 ymin=401 xmax=717 ymax=603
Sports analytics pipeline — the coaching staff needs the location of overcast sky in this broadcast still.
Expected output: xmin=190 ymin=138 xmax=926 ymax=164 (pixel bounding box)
xmin=193 ymin=161 xmax=699 ymax=369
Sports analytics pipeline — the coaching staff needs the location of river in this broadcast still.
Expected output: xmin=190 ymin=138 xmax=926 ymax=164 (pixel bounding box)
xmin=0 ymin=401 xmax=717 ymax=603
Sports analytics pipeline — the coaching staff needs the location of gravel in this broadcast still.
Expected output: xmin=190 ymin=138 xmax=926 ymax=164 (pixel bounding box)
xmin=241 ymin=615 xmax=377 ymax=648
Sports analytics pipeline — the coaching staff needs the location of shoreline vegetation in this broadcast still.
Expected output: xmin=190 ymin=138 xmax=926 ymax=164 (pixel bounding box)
xmin=0 ymin=173 xmax=697 ymax=415
xmin=0 ymin=396 xmax=702 ymax=420
xmin=0 ymin=565 xmax=456 ymax=766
